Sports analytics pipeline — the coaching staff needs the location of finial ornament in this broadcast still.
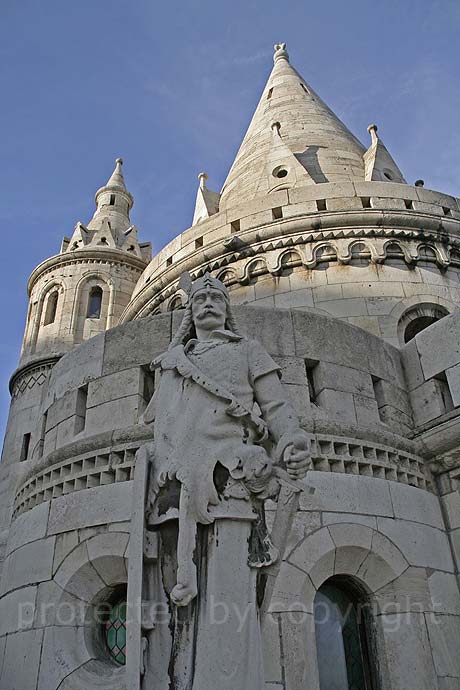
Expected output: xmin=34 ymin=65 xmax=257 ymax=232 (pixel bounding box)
xmin=116 ymin=157 xmax=123 ymax=165
xmin=273 ymin=42 xmax=289 ymax=63
xmin=198 ymin=172 xmax=208 ymax=189
xmin=367 ymin=124 xmax=379 ymax=146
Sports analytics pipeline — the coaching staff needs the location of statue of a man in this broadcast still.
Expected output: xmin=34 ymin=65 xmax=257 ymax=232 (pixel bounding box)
xmin=138 ymin=274 xmax=310 ymax=690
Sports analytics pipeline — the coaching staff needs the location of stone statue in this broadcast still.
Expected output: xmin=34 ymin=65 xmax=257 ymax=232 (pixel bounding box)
xmin=133 ymin=274 xmax=311 ymax=690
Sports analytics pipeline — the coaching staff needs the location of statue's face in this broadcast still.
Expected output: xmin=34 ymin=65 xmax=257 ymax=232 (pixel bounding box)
xmin=191 ymin=287 xmax=227 ymax=333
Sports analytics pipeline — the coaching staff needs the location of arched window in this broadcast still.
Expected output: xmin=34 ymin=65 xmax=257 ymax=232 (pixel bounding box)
xmin=315 ymin=577 xmax=376 ymax=690
xmin=44 ymin=290 xmax=59 ymax=325
xmin=87 ymin=286 xmax=103 ymax=319
xmin=400 ymin=303 xmax=449 ymax=343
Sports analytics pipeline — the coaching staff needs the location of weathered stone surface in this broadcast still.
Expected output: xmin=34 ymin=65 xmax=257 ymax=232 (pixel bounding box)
xmin=48 ymin=483 xmax=132 ymax=535
xmin=6 ymin=500 xmax=50 ymax=555
xmin=1 ymin=629 xmax=44 ymax=690
xmin=0 ymin=536 xmax=55 ymax=595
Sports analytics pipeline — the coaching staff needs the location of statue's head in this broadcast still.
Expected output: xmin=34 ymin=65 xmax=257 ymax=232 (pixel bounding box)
xmin=170 ymin=273 xmax=238 ymax=347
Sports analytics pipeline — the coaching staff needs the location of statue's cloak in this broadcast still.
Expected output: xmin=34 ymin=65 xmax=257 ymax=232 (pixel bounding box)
xmin=145 ymin=330 xmax=280 ymax=524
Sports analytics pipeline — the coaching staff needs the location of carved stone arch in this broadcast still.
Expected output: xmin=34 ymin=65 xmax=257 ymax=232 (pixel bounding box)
xmin=216 ymin=267 xmax=238 ymax=286
xmin=383 ymin=239 xmax=408 ymax=264
xmin=449 ymin=248 xmax=460 ymax=266
xmin=29 ymin=279 xmax=66 ymax=353
xmin=348 ymin=240 xmax=372 ymax=266
xmin=47 ymin=532 xmax=129 ymax=689
xmin=417 ymin=243 xmax=438 ymax=265
xmin=312 ymin=243 xmax=338 ymax=267
xmin=245 ymin=257 xmax=269 ymax=283
xmin=167 ymin=294 xmax=184 ymax=312
xmin=72 ymin=270 xmax=114 ymax=340
xmin=278 ymin=248 xmax=303 ymax=275
xmin=263 ymin=524 xmax=408 ymax=690
xmin=398 ymin=300 xmax=450 ymax=344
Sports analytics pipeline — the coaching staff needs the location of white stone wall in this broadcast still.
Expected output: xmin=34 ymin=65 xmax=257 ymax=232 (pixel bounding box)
xmin=123 ymin=181 xmax=460 ymax=346
xmin=0 ymin=306 xmax=459 ymax=689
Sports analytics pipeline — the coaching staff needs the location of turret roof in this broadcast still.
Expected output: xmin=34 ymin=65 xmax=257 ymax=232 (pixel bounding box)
xmin=220 ymin=43 xmax=367 ymax=208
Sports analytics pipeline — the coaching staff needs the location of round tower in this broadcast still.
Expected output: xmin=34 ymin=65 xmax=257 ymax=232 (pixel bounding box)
xmin=123 ymin=44 xmax=460 ymax=352
xmin=2 ymin=159 xmax=150 ymax=484
xmin=0 ymin=45 xmax=460 ymax=690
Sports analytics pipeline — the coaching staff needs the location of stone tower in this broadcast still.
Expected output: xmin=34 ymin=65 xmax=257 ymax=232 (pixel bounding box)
xmin=0 ymin=44 xmax=459 ymax=690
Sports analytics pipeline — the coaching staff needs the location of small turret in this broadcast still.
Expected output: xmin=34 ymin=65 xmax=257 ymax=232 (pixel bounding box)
xmin=20 ymin=159 xmax=151 ymax=364
xmin=363 ymin=124 xmax=406 ymax=183
xmin=192 ymin=172 xmax=220 ymax=225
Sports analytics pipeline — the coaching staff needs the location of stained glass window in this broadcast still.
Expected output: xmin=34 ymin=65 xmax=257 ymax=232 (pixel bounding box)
xmin=105 ymin=599 xmax=126 ymax=665
xmin=314 ymin=578 xmax=375 ymax=690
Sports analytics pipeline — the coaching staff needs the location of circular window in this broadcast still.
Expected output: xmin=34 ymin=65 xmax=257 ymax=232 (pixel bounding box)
xmin=383 ymin=170 xmax=393 ymax=181
xmin=104 ymin=598 xmax=127 ymax=665
xmin=272 ymin=166 xmax=289 ymax=179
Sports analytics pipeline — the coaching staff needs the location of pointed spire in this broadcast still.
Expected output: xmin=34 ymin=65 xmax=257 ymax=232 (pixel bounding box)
xmin=88 ymin=157 xmax=134 ymax=241
xmin=192 ymin=172 xmax=220 ymax=225
xmin=363 ymin=124 xmax=406 ymax=183
xmin=220 ymin=43 xmax=366 ymax=208
xmin=104 ymin=157 xmax=128 ymax=191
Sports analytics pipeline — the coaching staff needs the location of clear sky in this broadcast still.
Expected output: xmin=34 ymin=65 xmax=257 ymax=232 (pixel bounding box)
xmin=1 ymin=0 xmax=459 ymax=441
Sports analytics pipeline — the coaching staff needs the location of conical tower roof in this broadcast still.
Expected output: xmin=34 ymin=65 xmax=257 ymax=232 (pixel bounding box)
xmin=220 ymin=43 xmax=366 ymax=208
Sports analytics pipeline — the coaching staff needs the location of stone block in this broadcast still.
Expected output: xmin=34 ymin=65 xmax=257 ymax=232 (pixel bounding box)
xmin=377 ymin=518 xmax=454 ymax=571
xmin=415 ymin=312 xmax=460 ymax=380
xmin=260 ymin=614 xmax=282 ymax=683
xmin=48 ymin=483 xmax=132 ymax=535
xmin=54 ymin=541 xmax=106 ymax=602
xmin=87 ymin=367 xmax=143 ymax=408
xmin=235 ymin=305 xmax=296 ymax=355
xmin=282 ymin=200 xmax=318 ymax=216
xmin=443 ymin=491 xmax=460 ymax=530
xmin=313 ymin=361 xmax=374 ymax=397
xmin=401 ymin=339 xmax=425 ymax=390
xmin=53 ymin=531 xmax=79 ymax=575
xmin=34 ymin=580 xmax=88 ymax=628
xmin=354 ymin=394 xmax=380 ymax=425
xmin=347 ymin=316 xmax=382 ymax=336
xmin=268 ymin=561 xmax=316 ymax=614
xmin=279 ymin=611 xmax=318 ymax=690
xmin=410 ymin=378 xmax=450 ymax=426
xmin=6 ymin=500 xmax=50 ymax=555
xmin=289 ymin=527 xmax=335 ymax=578
xmin=0 ymin=585 xmax=37 ymax=635
xmin=274 ymin=288 xmax=314 ymax=308
xmin=102 ymin=313 xmax=172 ymax=375
xmin=373 ymin=567 xmax=431 ymax=614
xmin=0 ymin=536 xmax=55 ymax=595
xmin=300 ymin=472 xmax=394 ymax=517
xmin=85 ymin=394 xmax=142 ymax=433
xmin=273 ymin=356 xmax=308 ymax=385
xmin=316 ymin=389 xmax=357 ymax=424
xmin=46 ymin=333 xmax=105 ymax=402
xmin=321 ymin=512 xmax=377 ymax=529
xmin=37 ymin=626 xmax=91 ymax=690
xmin=378 ymin=405 xmax=413 ymax=435
xmin=86 ymin=532 xmax=129 ymax=586
xmin=369 ymin=197 xmax=407 ymax=210
xmin=1 ymin=629 xmax=43 ymax=690
xmin=379 ymin=613 xmax=438 ymax=690
xmin=389 ymin=482 xmax=444 ymax=528
xmin=428 ymin=571 xmax=460 ymax=616
xmin=288 ymin=181 xmax=355 ymax=204
xmin=426 ymin=614 xmax=460 ymax=678
xmin=353 ymin=180 xmax=419 ymax=200
xmin=46 ymin=388 xmax=82 ymax=431
xmin=321 ymin=297 xmax=368 ymax=318
xmin=446 ymin=363 xmax=460 ymax=407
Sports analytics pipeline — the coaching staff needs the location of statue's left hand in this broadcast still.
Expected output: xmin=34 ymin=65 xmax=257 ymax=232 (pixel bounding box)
xmin=283 ymin=435 xmax=311 ymax=479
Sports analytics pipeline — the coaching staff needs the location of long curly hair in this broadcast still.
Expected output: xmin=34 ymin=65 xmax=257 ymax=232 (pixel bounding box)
xmin=169 ymin=298 xmax=240 ymax=349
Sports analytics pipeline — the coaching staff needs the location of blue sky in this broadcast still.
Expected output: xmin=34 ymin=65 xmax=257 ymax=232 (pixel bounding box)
xmin=1 ymin=0 xmax=459 ymax=440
